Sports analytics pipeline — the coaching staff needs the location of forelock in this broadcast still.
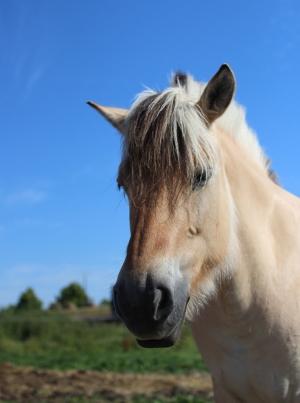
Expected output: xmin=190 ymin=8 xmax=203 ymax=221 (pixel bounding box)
xmin=119 ymin=83 xmax=217 ymax=208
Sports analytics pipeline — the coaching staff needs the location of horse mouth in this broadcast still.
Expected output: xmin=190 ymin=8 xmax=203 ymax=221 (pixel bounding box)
xmin=136 ymin=303 xmax=187 ymax=348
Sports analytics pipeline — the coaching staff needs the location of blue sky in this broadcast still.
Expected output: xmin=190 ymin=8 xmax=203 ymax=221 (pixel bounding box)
xmin=1 ymin=0 xmax=300 ymax=307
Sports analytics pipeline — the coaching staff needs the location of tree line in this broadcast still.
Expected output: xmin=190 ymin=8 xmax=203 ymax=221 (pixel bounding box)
xmin=13 ymin=283 xmax=111 ymax=311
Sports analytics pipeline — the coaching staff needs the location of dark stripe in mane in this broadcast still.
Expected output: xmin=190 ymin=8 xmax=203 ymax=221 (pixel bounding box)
xmin=266 ymin=158 xmax=279 ymax=184
xmin=120 ymin=89 xmax=214 ymax=208
xmin=121 ymin=94 xmax=187 ymax=207
xmin=173 ymin=71 xmax=188 ymax=89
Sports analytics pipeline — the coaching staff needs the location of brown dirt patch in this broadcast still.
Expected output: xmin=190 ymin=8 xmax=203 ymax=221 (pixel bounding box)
xmin=0 ymin=362 xmax=213 ymax=402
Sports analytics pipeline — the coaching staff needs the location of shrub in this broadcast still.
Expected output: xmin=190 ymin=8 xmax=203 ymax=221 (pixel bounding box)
xmin=16 ymin=288 xmax=42 ymax=311
xmin=57 ymin=282 xmax=88 ymax=308
xmin=99 ymin=298 xmax=111 ymax=307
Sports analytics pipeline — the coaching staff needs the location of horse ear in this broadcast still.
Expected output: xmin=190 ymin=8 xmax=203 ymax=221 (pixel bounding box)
xmin=87 ymin=101 xmax=128 ymax=134
xmin=197 ymin=64 xmax=236 ymax=125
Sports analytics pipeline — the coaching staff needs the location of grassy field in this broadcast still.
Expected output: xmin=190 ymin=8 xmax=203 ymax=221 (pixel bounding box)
xmin=0 ymin=308 xmax=212 ymax=403
xmin=0 ymin=398 xmax=212 ymax=403
xmin=0 ymin=308 xmax=207 ymax=373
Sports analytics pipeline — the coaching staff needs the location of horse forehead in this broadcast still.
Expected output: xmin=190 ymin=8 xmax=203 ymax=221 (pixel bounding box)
xmin=132 ymin=186 xmax=194 ymax=213
xmin=131 ymin=198 xmax=180 ymax=224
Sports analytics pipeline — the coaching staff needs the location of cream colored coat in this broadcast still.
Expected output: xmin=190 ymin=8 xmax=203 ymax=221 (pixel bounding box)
xmin=89 ymin=65 xmax=300 ymax=402
xmin=191 ymin=128 xmax=300 ymax=402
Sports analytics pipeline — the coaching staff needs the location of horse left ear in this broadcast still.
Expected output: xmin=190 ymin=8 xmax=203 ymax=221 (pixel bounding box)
xmin=87 ymin=101 xmax=128 ymax=134
xmin=197 ymin=64 xmax=236 ymax=125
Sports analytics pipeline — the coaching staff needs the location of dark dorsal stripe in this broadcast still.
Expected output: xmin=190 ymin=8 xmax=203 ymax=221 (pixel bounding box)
xmin=173 ymin=71 xmax=188 ymax=89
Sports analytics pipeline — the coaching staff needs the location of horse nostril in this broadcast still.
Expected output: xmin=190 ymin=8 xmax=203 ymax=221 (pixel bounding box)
xmin=153 ymin=288 xmax=162 ymax=320
xmin=153 ymin=287 xmax=174 ymax=321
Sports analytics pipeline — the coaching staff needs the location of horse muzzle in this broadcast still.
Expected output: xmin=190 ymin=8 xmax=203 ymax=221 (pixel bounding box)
xmin=113 ymin=269 xmax=190 ymax=348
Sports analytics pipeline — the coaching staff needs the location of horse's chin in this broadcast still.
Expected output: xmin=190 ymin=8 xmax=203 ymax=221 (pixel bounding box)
xmin=137 ymin=337 xmax=175 ymax=348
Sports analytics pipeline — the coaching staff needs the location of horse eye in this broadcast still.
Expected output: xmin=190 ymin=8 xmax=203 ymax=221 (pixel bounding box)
xmin=193 ymin=168 xmax=212 ymax=190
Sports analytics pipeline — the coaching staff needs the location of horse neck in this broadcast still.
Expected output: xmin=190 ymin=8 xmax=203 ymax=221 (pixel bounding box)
xmin=216 ymin=128 xmax=292 ymax=314
xmin=191 ymin=128 xmax=300 ymax=377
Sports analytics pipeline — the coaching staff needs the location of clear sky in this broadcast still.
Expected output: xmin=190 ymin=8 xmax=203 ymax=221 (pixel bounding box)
xmin=1 ymin=0 xmax=300 ymax=308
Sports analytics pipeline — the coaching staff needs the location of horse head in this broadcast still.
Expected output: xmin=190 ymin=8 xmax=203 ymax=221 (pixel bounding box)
xmin=88 ymin=65 xmax=236 ymax=347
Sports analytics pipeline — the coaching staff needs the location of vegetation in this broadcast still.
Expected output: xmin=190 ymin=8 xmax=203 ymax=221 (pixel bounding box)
xmin=56 ymin=282 xmax=88 ymax=308
xmin=16 ymin=288 xmax=42 ymax=311
xmin=132 ymin=395 xmax=212 ymax=403
xmin=99 ymin=297 xmax=111 ymax=307
xmin=0 ymin=306 xmax=212 ymax=403
xmin=0 ymin=285 xmax=209 ymax=402
xmin=0 ymin=396 xmax=212 ymax=403
xmin=0 ymin=307 xmax=207 ymax=374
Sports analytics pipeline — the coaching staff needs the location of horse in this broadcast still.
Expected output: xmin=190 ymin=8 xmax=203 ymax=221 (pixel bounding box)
xmin=88 ymin=65 xmax=300 ymax=402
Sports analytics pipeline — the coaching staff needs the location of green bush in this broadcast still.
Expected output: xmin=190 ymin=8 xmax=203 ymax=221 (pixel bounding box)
xmin=16 ymin=288 xmax=42 ymax=311
xmin=99 ymin=298 xmax=111 ymax=307
xmin=0 ymin=308 xmax=62 ymax=341
xmin=57 ymin=282 xmax=88 ymax=308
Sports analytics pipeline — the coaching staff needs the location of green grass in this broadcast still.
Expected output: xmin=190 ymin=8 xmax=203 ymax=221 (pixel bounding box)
xmin=0 ymin=347 xmax=207 ymax=373
xmin=0 ymin=397 xmax=212 ymax=403
xmin=132 ymin=396 xmax=212 ymax=403
xmin=0 ymin=308 xmax=207 ymax=373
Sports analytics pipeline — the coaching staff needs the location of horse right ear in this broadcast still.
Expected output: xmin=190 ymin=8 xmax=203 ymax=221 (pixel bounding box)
xmin=197 ymin=64 xmax=236 ymax=125
xmin=87 ymin=101 xmax=128 ymax=134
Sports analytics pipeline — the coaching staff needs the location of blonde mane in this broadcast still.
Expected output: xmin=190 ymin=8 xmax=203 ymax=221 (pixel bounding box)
xmin=121 ymin=81 xmax=216 ymax=207
xmin=120 ymin=72 xmax=272 ymax=206
xmin=169 ymin=72 xmax=270 ymax=173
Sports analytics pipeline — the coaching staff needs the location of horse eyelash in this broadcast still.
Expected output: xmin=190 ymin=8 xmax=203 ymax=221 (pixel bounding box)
xmin=193 ymin=167 xmax=213 ymax=190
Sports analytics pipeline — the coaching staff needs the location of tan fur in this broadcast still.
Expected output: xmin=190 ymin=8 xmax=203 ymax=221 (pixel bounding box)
xmin=89 ymin=66 xmax=300 ymax=401
xmin=191 ymin=130 xmax=300 ymax=402
xmin=87 ymin=102 xmax=127 ymax=132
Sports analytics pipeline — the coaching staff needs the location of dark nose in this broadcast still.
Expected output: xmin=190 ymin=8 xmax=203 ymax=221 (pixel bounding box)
xmin=113 ymin=270 xmax=190 ymax=345
xmin=113 ymin=276 xmax=174 ymax=324
xmin=152 ymin=285 xmax=174 ymax=321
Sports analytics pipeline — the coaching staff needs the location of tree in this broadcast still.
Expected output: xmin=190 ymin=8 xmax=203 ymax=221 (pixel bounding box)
xmin=16 ymin=288 xmax=42 ymax=310
xmin=99 ymin=298 xmax=111 ymax=307
xmin=56 ymin=282 xmax=88 ymax=308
